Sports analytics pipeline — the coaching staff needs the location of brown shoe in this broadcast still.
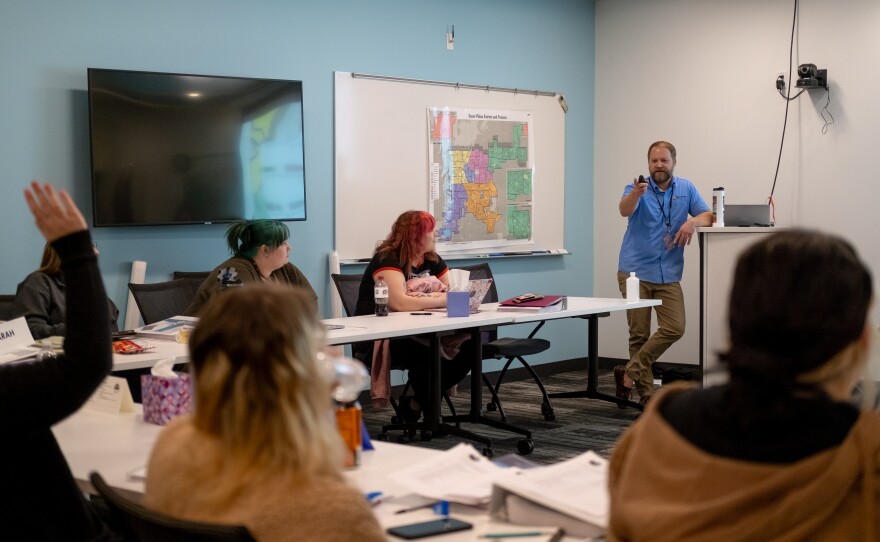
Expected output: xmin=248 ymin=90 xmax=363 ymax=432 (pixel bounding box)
xmin=613 ymin=365 xmax=632 ymax=408
xmin=639 ymin=395 xmax=651 ymax=406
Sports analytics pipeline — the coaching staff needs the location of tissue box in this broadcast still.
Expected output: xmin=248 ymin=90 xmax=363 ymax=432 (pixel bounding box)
xmin=141 ymin=372 xmax=193 ymax=425
xmin=447 ymin=291 xmax=470 ymax=317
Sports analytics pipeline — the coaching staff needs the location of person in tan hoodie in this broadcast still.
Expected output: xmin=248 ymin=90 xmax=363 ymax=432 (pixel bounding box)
xmin=609 ymin=229 xmax=879 ymax=541
xmin=144 ymin=285 xmax=385 ymax=542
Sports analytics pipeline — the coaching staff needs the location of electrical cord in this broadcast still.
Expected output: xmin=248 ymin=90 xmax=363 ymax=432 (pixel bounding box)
xmin=777 ymin=85 xmax=806 ymax=100
xmin=769 ymin=0 xmax=799 ymax=222
xmin=821 ymin=86 xmax=835 ymax=134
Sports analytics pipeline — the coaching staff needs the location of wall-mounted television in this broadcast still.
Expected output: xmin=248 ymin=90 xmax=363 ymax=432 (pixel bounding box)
xmin=88 ymin=68 xmax=307 ymax=226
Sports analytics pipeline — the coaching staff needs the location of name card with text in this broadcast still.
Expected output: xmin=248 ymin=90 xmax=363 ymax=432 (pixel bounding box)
xmin=0 ymin=318 xmax=38 ymax=364
xmin=84 ymin=376 xmax=135 ymax=415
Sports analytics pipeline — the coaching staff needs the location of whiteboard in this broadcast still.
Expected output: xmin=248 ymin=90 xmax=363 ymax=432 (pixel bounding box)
xmin=334 ymin=72 xmax=567 ymax=262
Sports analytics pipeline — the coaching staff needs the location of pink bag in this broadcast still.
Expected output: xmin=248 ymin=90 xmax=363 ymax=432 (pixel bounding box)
xmin=140 ymin=372 xmax=193 ymax=425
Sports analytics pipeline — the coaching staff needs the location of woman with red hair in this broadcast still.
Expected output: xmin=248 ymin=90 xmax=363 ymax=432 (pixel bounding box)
xmin=354 ymin=210 xmax=471 ymax=421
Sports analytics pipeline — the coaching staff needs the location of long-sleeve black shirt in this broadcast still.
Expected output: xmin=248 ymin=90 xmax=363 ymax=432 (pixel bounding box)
xmin=0 ymin=230 xmax=116 ymax=540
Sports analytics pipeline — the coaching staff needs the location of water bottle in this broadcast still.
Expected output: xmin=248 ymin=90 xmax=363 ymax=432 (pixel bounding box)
xmin=712 ymin=187 xmax=725 ymax=227
xmin=335 ymin=400 xmax=363 ymax=468
xmin=626 ymin=272 xmax=640 ymax=301
xmin=321 ymin=355 xmax=369 ymax=468
xmin=374 ymin=276 xmax=389 ymax=317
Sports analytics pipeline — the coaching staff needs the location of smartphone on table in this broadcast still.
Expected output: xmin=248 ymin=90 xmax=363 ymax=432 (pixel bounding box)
xmin=387 ymin=518 xmax=473 ymax=539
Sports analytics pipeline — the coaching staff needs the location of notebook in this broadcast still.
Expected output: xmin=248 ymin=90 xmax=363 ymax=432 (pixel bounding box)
xmin=724 ymin=204 xmax=772 ymax=227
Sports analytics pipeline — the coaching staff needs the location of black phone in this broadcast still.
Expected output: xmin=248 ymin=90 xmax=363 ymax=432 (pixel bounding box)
xmin=387 ymin=518 xmax=473 ymax=539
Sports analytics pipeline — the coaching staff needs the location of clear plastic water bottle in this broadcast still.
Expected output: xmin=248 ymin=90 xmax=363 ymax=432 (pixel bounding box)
xmin=374 ymin=276 xmax=389 ymax=317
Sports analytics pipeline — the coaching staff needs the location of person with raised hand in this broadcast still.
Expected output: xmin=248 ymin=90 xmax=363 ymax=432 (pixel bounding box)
xmin=0 ymin=181 xmax=118 ymax=540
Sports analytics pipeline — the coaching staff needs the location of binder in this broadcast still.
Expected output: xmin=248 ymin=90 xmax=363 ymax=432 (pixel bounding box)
xmin=497 ymin=295 xmax=567 ymax=313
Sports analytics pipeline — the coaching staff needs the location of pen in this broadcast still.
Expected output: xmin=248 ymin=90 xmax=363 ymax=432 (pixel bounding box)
xmin=479 ymin=532 xmax=556 ymax=539
xmin=410 ymin=312 xmax=432 ymax=315
xmin=394 ymin=501 xmax=447 ymax=514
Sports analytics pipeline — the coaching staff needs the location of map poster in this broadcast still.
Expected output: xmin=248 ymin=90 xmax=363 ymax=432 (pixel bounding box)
xmin=427 ymin=107 xmax=534 ymax=251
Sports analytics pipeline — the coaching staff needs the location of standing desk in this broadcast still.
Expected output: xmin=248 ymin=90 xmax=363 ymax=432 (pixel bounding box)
xmin=53 ymin=407 xmax=587 ymax=541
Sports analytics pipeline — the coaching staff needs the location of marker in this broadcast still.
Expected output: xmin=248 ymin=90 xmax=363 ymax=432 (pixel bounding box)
xmin=410 ymin=312 xmax=432 ymax=315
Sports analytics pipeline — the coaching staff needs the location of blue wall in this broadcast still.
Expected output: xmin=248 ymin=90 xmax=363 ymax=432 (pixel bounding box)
xmin=0 ymin=0 xmax=596 ymax=365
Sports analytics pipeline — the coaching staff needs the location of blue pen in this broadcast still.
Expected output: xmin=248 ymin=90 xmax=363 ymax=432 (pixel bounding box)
xmin=365 ymin=491 xmax=386 ymax=506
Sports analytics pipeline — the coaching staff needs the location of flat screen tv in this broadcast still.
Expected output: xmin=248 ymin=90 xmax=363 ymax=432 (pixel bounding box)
xmin=88 ymin=68 xmax=307 ymax=226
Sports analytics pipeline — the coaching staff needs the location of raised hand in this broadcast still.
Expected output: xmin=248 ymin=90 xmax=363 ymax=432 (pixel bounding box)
xmin=23 ymin=180 xmax=88 ymax=242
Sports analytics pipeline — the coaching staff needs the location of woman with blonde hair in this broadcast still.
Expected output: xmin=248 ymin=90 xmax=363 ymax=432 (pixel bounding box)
xmin=145 ymin=285 xmax=385 ymax=542
xmin=608 ymin=230 xmax=880 ymax=541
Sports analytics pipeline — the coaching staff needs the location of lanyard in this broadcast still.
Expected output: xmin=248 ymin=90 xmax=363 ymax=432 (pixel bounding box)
xmin=651 ymin=183 xmax=673 ymax=232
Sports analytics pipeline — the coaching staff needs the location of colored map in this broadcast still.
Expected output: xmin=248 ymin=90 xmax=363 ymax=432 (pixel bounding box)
xmin=428 ymin=107 xmax=533 ymax=249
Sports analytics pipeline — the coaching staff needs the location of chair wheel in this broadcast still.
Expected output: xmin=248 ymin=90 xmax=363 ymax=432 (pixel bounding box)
xmin=541 ymin=402 xmax=556 ymax=421
xmin=516 ymin=439 xmax=535 ymax=455
xmin=482 ymin=447 xmax=494 ymax=458
xmin=420 ymin=430 xmax=433 ymax=442
xmin=377 ymin=433 xmax=389 ymax=442
xmin=396 ymin=433 xmax=410 ymax=444
xmin=486 ymin=401 xmax=497 ymax=412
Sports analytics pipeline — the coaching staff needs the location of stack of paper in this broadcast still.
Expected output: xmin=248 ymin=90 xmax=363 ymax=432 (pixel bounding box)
xmin=489 ymin=450 xmax=608 ymax=538
xmin=389 ymin=443 xmax=510 ymax=505
xmin=134 ymin=316 xmax=198 ymax=341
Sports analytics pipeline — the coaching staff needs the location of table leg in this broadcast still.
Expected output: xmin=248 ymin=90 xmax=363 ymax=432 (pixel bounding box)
xmin=548 ymin=313 xmax=644 ymax=411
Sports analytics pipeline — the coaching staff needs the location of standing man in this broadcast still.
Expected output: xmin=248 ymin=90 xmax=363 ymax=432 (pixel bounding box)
xmin=615 ymin=141 xmax=712 ymax=405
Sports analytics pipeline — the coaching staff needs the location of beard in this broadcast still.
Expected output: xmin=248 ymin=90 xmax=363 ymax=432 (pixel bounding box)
xmin=652 ymin=169 xmax=671 ymax=183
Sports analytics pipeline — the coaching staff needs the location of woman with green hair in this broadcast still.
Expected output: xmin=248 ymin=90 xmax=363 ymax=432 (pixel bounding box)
xmin=185 ymin=220 xmax=316 ymax=316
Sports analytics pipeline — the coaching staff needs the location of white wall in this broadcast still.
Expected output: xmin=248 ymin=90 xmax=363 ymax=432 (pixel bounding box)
xmin=595 ymin=0 xmax=880 ymax=364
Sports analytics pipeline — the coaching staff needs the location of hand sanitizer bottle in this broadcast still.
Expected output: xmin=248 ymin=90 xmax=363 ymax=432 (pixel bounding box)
xmin=626 ymin=272 xmax=640 ymax=301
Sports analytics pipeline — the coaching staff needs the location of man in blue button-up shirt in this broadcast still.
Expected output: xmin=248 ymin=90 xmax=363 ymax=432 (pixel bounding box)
xmin=614 ymin=141 xmax=713 ymax=405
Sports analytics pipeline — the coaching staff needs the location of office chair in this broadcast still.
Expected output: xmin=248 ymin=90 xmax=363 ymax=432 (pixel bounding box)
xmin=172 ymin=271 xmax=211 ymax=281
xmin=457 ymin=263 xmax=556 ymax=421
xmin=330 ymin=273 xmax=460 ymax=434
xmin=0 ymin=294 xmax=15 ymax=321
xmin=90 ymin=472 xmax=256 ymax=542
xmin=128 ymin=278 xmax=202 ymax=325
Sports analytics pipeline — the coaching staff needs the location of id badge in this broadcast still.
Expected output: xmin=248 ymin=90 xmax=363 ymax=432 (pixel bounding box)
xmin=663 ymin=233 xmax=675 ymax=251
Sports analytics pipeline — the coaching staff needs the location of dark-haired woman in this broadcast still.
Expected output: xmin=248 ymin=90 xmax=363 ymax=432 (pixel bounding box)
xmin=608 ymin=230 xmax=880 ymax=541
xmin=13 ymin=242 xmax=119 ymax=339
xmin=354 ymin=210 xmax=472 ymax=421
xmin=185 ymin=219 xmax=317 ymax=316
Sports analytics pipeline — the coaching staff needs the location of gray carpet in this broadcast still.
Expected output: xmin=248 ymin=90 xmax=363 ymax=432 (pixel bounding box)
xmin=362 ymin=368 xmax=643 ymax=464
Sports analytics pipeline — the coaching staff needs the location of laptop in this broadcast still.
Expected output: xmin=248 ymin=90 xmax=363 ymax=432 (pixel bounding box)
xmin=724 ymin=204 xmax=772 ymax=227
xmin=467 ymin=278 xmax=494 ymax=313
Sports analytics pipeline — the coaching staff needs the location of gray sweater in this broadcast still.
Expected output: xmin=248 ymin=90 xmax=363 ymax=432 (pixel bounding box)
xmin=13 ymin=271 xmax=119 ymax=339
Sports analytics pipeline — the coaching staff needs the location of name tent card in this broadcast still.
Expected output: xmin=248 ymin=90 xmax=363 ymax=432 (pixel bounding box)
xmin=84 ymin=376 xmax=135 ymax=415
xmin=0 ymin=318 xmax=38 ymax=364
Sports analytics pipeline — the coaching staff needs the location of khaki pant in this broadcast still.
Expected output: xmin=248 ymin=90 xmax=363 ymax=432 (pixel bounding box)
xmin=616 ymin=272 xmax=685 ymax=396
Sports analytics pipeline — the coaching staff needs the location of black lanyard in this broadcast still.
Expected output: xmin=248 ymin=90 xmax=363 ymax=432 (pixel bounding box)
xmin=651 ymin=183 xmax=673 ymax=231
